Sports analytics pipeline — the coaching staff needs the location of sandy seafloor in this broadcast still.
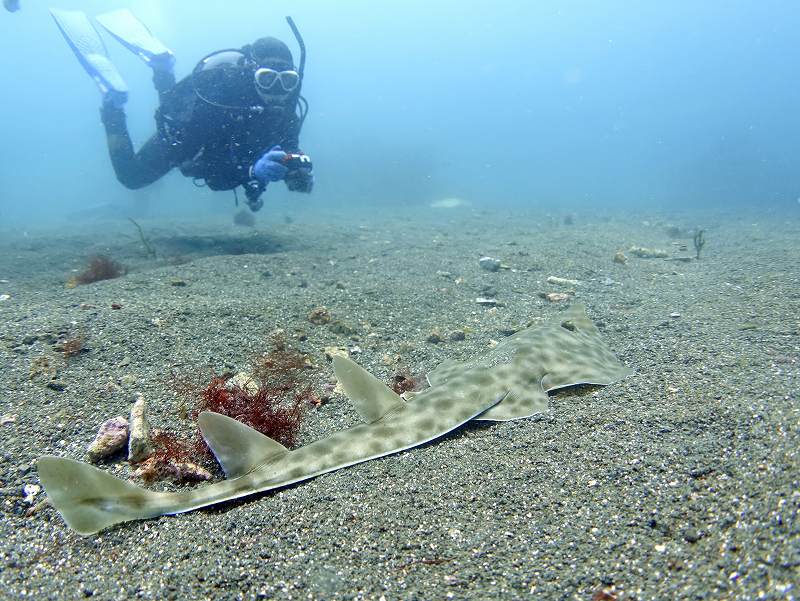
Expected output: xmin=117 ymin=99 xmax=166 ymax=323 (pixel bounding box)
xmin=0 ymin=203 xmax=797 ymax=601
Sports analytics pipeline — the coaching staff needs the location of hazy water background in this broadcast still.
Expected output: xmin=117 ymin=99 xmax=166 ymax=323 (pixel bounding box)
xmin=1 ymin=0 xmax=798 ymax=225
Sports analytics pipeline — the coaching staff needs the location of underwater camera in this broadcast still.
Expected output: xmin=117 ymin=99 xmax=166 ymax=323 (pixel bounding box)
xmin=282 ymin=152 xmax=312 ymax=172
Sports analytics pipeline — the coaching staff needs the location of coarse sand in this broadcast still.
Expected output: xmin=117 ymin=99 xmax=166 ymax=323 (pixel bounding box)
xmin=0 ymin=204 xmax=797 ymax=600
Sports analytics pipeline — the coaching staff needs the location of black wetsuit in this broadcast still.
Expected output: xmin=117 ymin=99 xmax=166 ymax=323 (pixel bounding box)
xmin=99 ymin=70 xmax=311 ymax=208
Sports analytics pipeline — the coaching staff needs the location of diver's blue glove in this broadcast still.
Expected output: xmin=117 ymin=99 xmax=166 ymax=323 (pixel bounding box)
xmin=252 ymin=145 xmax=289 ymax=183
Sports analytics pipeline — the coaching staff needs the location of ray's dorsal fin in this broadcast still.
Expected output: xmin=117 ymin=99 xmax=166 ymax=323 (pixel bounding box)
xmin=198 ymin=412 xmax=289 ymax=478
xmin=556 ymin=303 xmax=600 ymax=336
xmin=332 ymin=355 xmax=405 ymax=423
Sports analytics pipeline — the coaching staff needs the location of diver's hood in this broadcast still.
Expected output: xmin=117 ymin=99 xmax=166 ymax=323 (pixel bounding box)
xmin=191 ymin=49 xmax=265 ymax=111
xmin=191 ymin=17 xmax=305 ymax=112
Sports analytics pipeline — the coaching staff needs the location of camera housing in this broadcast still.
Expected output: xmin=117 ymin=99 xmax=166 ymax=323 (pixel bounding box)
xmin=282 ymin=152 xmax=312 ymax=171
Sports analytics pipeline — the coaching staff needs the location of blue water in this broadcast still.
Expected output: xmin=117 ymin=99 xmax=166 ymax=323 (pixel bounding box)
xmin=1 ymin=0 xmax=798 ymax=224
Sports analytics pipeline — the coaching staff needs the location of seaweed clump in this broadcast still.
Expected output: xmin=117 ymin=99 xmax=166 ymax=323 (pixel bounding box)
xmin=193 ymin=373 xmax=307 ymax=449
xmin=67 ymin=255 xmax=127 ymax=287
xmin=162 ymin=334 xmax=318 ymax=473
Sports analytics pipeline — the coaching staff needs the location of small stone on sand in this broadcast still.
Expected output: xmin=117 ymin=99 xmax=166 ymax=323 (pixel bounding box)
xmin=86 ymin=416 xmax=129 ymax=463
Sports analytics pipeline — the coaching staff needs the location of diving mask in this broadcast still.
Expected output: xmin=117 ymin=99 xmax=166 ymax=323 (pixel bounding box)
xmin=254 ymin=68 xmax=300 ymax=94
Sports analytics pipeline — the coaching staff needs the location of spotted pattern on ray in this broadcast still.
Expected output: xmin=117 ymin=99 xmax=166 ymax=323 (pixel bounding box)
xmin=427 ymin=304 xmax=632 ymax=421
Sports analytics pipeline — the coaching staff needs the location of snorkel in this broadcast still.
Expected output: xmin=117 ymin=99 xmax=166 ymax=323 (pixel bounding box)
xmin=284 ymin=15 xmax=309 ymax=126
xmin=285 ymin=16 xmax=306 ymax=85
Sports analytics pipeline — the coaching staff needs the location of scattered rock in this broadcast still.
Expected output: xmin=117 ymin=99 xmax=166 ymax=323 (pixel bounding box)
xmin=628 ymin=246 xmax=669 ymax=258
xmin=169 ymin=279 xmax=187 ymax=287
xmin=25 ymin=498 xmax=51 ymax=517
xmin=324 ymin=346 xmax=349 ymax=361
xmin=127 ymin=394 xmax=154 ymax=463
xmin=0 ymin=414 xmax=16 ymax=426
xmin=329 ymin=319 xmax=357 ymax=336
xmin=426 ymin=330 xmax=443 ymax=344
xmin=480 ymin=285 xmax=498 ymax=298
xmin=478 ymin=256 xmax=502 ymax=272
xmin=448 ymin=330 xmax=466 ymax=341
xmin=669 ymin=312 xmax=681 ymax=319
xmin=0 ymin=294 xmax=10 ymax=302
xmin=308 ymin=306 xmax=332 ymax=325
xmin=227 ymin=372 xmax=259 ymax=394
xmin=546 ymin=276 xmax=579 ymax=287
xmin=86 ymin=416 xmax=129 ymax=463
xmin=22 ymin=484 xmax=40 ymax=504
xmin=613 ymin=251 xmax=628 ymax=265
xmin=541 ymin=292 xmax=571 ymax=303
xmin=476 ymin=297 xmax=498 ymax=306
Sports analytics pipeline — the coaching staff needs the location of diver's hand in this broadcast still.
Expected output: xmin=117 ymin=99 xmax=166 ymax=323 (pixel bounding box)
xmin=252 ymin=145 xmax=288 ymax=183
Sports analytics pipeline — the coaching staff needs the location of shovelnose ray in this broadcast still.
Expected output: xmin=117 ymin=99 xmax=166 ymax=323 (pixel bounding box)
xmin=37 ymin=304 xmax=631 ymax=535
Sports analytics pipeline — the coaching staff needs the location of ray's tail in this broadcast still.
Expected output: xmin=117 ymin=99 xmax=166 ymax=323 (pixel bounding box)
xmin=37 ymin=456 xmax=164 ymax=535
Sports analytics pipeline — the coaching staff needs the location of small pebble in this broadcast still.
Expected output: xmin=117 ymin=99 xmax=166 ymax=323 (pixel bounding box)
xmin=426 ymin=331 xmax=443 ymax=344
xmin=308 ymin=306 xmax=332 ymax=325
xmin=478 ymin=256 xmax=502 ymax=272
xmin=324 ymin=346 xmax=349 ymax=361
xmin=546 ymin=276 xmax=579 ymax=286
xmin=22 ymin=484 xmax=40 ymax=504
xmin=127 ymin=394 xmax=154 ymax=463
xmin=86 ymin=416 xmax=129 ymax=463
xmin=670 ymin=312 xmax=681 ymax=319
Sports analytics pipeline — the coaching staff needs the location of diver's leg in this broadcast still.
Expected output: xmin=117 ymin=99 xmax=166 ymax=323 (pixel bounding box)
xmin=100 ymin=101 xmax=174 ymax=190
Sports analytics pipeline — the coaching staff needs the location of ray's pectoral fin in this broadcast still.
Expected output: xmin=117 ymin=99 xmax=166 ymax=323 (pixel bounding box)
xmin=198 ymin=412 xmax=289 ymax=478
xmin=475 ymin=384 xmax=549 ymax=421
xmin=332 ymin=355 xmax=405 ymax=423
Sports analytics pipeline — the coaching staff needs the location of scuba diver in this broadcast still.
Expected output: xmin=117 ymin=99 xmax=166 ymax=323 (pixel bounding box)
xmin=50 ymin=9 xmax=313 ymax=212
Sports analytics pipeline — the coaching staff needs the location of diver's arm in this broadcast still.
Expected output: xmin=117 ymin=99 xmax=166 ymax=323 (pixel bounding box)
xmin=100 ymin=102 xmax=176 ymax=189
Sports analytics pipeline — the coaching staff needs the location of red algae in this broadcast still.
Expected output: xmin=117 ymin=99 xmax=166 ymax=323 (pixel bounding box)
xmin=156 ymin=335 xmax=319 ymax=477
xmin=68 ymin=255 xmax=127 ymax=287
xmin=193 ymin=375 xmax=307 ymax=449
